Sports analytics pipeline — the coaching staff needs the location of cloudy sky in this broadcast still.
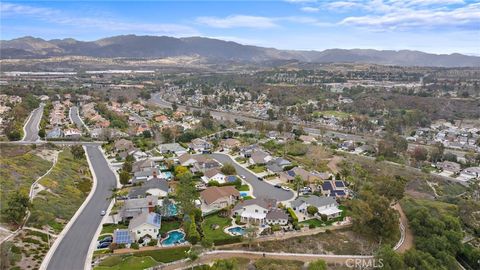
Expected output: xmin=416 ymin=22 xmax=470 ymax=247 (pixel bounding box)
xmin=1 ymin=0 xmax=479 ymax=54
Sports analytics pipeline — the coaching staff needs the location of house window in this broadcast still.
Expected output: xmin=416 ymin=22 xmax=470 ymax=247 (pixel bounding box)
xmin=255 ymin=209 xmax=258 ymax=213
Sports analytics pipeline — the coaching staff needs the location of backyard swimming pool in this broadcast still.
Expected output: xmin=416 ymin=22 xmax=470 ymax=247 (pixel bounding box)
xmin=227 ymin=226 xmax=245 ymax=236
xmin=161 ymin=230 xmax=185 ymax=246
xmin=239 ymin=191 xmax=248 ymax=197
xmin=163 ymin=171 xmax=173 ymax=179
xmin=165 ymin=203 xmax=178 ymax=216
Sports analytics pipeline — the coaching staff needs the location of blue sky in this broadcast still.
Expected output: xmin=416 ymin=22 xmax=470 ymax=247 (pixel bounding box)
xmin=1 ymin=0 xmax=479 ymax=54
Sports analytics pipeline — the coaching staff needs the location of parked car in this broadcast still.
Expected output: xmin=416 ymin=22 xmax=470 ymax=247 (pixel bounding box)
xmin=281 ymin=186 xmax=292 ymax=191
xmin=274 ymin=184 xmax=281 ymax=188
xmin=100 ymin=210 xmax=106 ymax=216
xmin=257 ymin=177 xmax=263 ymax=181
xmin=99 ymin=236 xmax=112 ymax=243
xmin=240 ymin=175 xmax=246 ymax=179
xmin=97 ymin=242 xmax=110 ymax=249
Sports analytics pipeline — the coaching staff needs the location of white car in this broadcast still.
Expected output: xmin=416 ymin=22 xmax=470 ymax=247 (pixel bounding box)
xmin=281 ymin=186 xmax=292 ymax=191
xmin=100 ymin=210 xmax=106 ymax=216
xmin=240 ymin=175 xmax=246 ymax=179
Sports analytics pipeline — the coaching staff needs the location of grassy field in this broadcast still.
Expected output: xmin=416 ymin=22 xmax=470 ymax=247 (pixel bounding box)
xmin=223 ymin=228 xmax=378 ymax=255
xmin=0 ymin=229 xmax=51 ymax=270
xmin=95 ymin=247 xmax=189 ymax=270
xmin=400 ymin=196 xmax=458 ymax=218
xmin=254 ymin=258 xmax=305 ymax=270
xmin=95 ymin=255 xmax=157 ymax=270
xmin=28 ymin=149 xmax=92 ymax=233
xmin=0 ymin=145 xmax=53 ymax=223
xmin=248 ymin=164 xmax=266 ymax=173
xmin=202 ymin=214 xmax=234 ymax=243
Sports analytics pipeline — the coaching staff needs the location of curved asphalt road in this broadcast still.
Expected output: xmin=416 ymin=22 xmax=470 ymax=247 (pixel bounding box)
xmin=70 ymin=106 xmax=85 ymax=130
xmin=23 ymin=103 xmax=44 ymax=142
xmin=209 ymin=153 xmax=294 ymax=201
xmin=46 ymin=146 xmax=116 ymax=270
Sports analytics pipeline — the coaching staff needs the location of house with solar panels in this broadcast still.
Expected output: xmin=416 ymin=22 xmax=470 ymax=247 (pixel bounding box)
xmin=128 ymin=212 xmax=162 ymax=241
xmin=113 ymin=229 xmax=134 ymax=245
xmin=320 ymin=180 xmax=348 ymax=198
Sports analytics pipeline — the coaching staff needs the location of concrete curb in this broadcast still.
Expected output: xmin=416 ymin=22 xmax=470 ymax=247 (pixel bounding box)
xmin=85 ymin=146 xmax=120 ymax=270
xmin=40 ymin=146 xmax=99 ymax=270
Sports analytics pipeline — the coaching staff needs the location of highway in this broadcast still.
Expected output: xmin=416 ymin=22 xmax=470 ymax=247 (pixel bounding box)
xmin=45 ymin=146 xmax=117 ymax=270
xmin=23 ymin=103 xmax=44 ymax=142
xmin=209 ymin=153 xmax=294 ymax=201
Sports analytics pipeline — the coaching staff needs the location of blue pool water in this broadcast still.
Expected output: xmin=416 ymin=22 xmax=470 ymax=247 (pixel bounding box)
xmin=158 ymin=165 xmax=168 ymax=171
xmin=162 ymin=231 xmax=185 ymax=246
xmin=228 ymin=226 xmax=245 ymax=236
xmin=165 ymin=203 xmax=178 ymax=216
xmin=239 ymin=191 xmax=248 ymax=197
xmin=164 ymin=171 xmax=173 ymax=179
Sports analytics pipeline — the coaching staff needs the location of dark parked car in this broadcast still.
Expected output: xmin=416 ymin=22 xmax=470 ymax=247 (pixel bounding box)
xmin=274 ymin=184 xmax=281 ymax=188
xmin=257 ymin=177 xmax=263 ymax=181
xmin=97 ymin=242 xmax=110 ymax=249
xmin=99 ymin=236 xmax=112 ymax=243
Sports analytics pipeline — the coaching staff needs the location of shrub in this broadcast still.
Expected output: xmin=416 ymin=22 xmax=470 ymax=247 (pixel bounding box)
xmin=287 ymin=208 xmax=298 ymax=223
xmin=213 ymin=236 xmax=242 ymax=246
xmin=130 ymin=243 xmax=139 ymax=249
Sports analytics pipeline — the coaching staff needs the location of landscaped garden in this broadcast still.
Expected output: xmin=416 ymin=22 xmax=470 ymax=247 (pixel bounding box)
xmin=201 ymin=214 xmax=240 ymax=245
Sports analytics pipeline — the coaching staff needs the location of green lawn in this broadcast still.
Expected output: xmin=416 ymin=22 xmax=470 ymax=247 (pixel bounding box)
xmin=159 ymin=220 xmax=182 ymax=234
xmin=95 ymin=247 xmax=190 ymax=270
xmin=28 ymin=149 xmax=93 ymax=233
xmin=237 ymin=185 xmax=250 ymax=191
xmin=133 ymin=247 xmax=189 ymax=263
xmin=248 ymin=165 xmax=266 ymax=173
xmin=101 ymin=224 xmax=128 ymax=234
xmin=95 ymin=256 xmax=157 ymax=270
xmin=202 ymin=215 xmax=233 ymax=243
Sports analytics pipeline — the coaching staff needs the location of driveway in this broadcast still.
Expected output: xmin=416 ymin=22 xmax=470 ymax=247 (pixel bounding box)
xmin=23 ymin=103 xmax=44 ymax=142
xmin=209 ymin=153 xmax=294 ymax=202
xmin=45 ymin=146 xmax=117 ymax=270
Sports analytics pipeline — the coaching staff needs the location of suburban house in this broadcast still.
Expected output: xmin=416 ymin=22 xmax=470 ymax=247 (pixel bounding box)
xmin=200 ymin=186 xmax=240 ymax=213
xmin=232 ymin=198 xmax=277 ymax=225
xmin=291 ymin=195 xmax=342 ymax=220
xmin=240 ymin=144 xmax=260 ymax=158
xmin=266 ymin=157 xmax=292 ymax=173
xmin=115 ymin=139 xmax=135 ymax=153
xmin=220 ymin=138 xmax=241 ymax=150
xmin=188 ymin=138 xmax=212 ymax=152
xmin=133 ymin=158 xmax=156 ymax=172
xmin=128 ymin=177 xmax=170 ymax=199
xmin=191 ymin=158 xmax=221 ymax=173
xmin=201 ymin=168 xmax=226 ymax=184
xmin=133 ymin=167 xmax=161 ymax=183
xmin=120 ymin=196 xmax=158 ymax=220
xmin=299 ymin=135 xmax=317 ymax=144
xmin=436 ymin=161 xmax=462 ymax=175
xmin=320 ymin=180 xmax=347 ymax=198
xmin=158 ymin=143 xmax=188 ymax=156
xmin=177 ymin=153 xmax=197 ymax=166
xmin=459 ymin=167 xmax=480 ymax=181
xmin=265 ymin=208 xmax=289 ymax=225
xmin=279 ymin=167 xmax=322 ymax=183
xmin=128 ymin=212 xmax=161 ymax=241
xmin=249 ymin=150 xmax=272 ymax=165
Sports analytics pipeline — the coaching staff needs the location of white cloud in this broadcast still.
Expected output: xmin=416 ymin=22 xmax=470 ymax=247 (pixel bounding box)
xmin=300 ymin=6 xmax=320 ymax=12
xmin=0 ymin=2 xmax=199 ymax=37
xmin=196 ymin=15 xmax=278 ymax=29
xmin=340 ymin=2 xmax=480 ymax=30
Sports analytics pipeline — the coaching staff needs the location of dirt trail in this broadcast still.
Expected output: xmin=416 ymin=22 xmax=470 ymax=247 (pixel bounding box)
xmin=393 ymin=203 xmax=414 ymax=253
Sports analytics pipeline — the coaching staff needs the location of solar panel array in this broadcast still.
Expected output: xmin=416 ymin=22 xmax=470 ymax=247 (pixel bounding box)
xmin=114 ymin=230 xmax=131 ymax=244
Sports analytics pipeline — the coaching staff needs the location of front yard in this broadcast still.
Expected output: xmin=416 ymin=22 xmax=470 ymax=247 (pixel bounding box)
xmin=248 ymin=164 xmax=266 ymax=173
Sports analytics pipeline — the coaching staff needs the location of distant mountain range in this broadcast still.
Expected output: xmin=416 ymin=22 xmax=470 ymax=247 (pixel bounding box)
xmin=1 ymin=35 xmax=479 ymax=67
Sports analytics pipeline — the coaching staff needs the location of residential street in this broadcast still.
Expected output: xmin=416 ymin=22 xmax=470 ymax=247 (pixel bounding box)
xmin=209 ymin=153 xmax=294 ymax=202
xmin=23 ymin=103 xmax=44 ymax=142
xmin=70 ymin=106 xmax=88 ymax=131
xmin=45 ymin=146 xmax=117 ymax=270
